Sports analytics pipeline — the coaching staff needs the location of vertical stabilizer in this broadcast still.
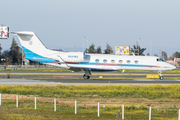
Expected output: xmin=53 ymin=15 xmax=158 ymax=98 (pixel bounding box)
xmin=10 ymin=31 xmax=57 ymax=62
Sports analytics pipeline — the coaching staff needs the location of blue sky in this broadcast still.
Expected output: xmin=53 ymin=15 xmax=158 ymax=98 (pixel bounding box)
xmin=1 ymin=0 xmax=180 ymax=57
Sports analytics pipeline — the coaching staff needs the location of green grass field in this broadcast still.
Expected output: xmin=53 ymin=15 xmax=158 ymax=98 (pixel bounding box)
xmin=1 ymin=85 xmax=180 ymax=119
xmin=0 ymin=84 xmax=180 ymax=99
xmin=0 ymin=99 xmax=179 ymax=120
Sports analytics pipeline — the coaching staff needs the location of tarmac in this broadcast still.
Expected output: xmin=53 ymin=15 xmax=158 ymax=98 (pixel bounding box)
xmin=0 ymin=78 xmax=180 ymax=85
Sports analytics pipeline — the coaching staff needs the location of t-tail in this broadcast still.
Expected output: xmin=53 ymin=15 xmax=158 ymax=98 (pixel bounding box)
xmin=10 ymin=31 xmax=67 ymax=67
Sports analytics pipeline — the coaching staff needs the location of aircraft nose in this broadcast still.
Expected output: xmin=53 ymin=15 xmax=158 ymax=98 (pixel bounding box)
xmin=171 ymin=65 xmax=176 ymax=70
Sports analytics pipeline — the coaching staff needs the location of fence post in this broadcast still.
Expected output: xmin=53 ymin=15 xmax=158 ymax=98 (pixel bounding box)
xmin=179 ymin=109 xmax=180 ymax=120
xmin=98 ymin=102 xmax=100 ymax=117
xmin=54 ymin=99 xmax=56 ymax=112
xmin=0 ymin=93 xmax=1 ymax=105
xmin=35 ymin=97 xmax=36 ymax=110
xmin=149 ymin=107 xmax=151 ymax=120
xmin=16 ymin=95 xmax=18 ymax=108
xmin=122 ymin=104 xmax=124 ymax=120
xmin=75 ymin=100 xmax=77 ymax=114
xmin=116 ymin=110 xmax=120 ymax=120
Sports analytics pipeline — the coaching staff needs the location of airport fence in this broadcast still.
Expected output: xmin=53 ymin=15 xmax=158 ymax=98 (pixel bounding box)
xmin=7 ymin=65 xmax=61 ymax=69
xmin=0 ymin=94 xmax=180 ymax=120
xmin=0 ymin=65 xmax=63 ymax=71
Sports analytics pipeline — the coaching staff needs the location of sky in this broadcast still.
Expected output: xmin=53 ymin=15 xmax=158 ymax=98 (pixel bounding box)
xmin=0 ymin=0 xmax=180 ymax=57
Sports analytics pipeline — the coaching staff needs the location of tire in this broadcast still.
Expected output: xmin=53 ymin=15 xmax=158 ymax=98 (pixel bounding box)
xmin=159 ymin=76 xmax=163 ymax=80
xmin=83 ymin=74 xmax=90 ymax=79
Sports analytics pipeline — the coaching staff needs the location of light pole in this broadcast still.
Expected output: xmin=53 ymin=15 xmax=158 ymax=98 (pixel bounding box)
xmin=83 ymin=36 xmax=85 ymax=52
xmin=150 ymin=41 xmax=152 ymax=56
xmin=138 ymin=38 xmax=140 ymax=56
xmin=86 ymin=40 xmax=88 ymax=49
xmin=22 ymin=48 xmax=23 ymax=66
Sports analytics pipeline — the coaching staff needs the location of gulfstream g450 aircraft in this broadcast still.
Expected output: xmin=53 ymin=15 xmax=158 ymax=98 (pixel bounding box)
xmin=10 ymin=31 xmax=176 ymax=80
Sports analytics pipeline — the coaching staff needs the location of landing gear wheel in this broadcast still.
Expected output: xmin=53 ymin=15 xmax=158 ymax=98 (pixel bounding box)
xmin=159 ymin=76 xmax=163 ymax=80
xmin=83 ymin=74 xmax=90 ymax=79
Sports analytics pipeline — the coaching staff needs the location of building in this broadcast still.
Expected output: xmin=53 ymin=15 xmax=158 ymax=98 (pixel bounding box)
xmin=160 ymin=51 xmax=167 ymax=60
xmin=167 ymin=58 xmax=180 ymax=65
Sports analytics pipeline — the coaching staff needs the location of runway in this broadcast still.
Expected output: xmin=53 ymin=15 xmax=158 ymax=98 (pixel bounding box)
xmin=0 ymin=78 xmax=180 ymax=85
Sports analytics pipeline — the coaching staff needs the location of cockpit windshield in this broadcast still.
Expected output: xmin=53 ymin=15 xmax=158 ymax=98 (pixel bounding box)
xmin=157 ymin=58 xmax=165 ymax=62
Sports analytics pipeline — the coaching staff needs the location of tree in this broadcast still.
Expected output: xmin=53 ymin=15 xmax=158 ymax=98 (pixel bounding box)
xmin=0 ymin=44 xmax=2 ymax=63
xmin=1 ymin=50 xmax=9 ymax=58
xmin=85 ymin=43 xmax=95 ymax=54
xmin=154 ymin=54 xmax=158 ymax=57
xmin=95 ymin=46 xmax=102 ymax=54
xmin=0 ymin=44 xmax=2 ymax=56
xmin=5 ymin=56 xmax=12 ymax=65
xmin=9 ymin=37 xmax=22 ymax=64
xmin=104 ymin=43 xmax=113 ymax=54
xmin=173 ymin=52 xmax=180 ymax=58
xmin=1 ymin=50 xmax=9 ymax=64
xmin=131 ymin=42 xmax=146 ymax=56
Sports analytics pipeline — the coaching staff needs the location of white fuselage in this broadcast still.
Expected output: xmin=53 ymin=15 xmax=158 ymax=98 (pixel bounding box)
xmin=49 ymin=52 xmax=176 ymax=71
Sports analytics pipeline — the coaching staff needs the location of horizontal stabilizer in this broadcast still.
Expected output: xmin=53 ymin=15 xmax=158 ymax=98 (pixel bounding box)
xmin=9 ymin=32 xmax=33 ymax=36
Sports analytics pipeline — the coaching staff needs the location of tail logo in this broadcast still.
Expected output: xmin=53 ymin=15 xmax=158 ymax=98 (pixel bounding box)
xmin=29 ymin=40 xmax=33 ymax=45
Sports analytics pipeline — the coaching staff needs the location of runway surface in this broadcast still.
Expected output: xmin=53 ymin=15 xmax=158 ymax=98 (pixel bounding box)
xmin=0 ymin=78 xmax=180 ymax=85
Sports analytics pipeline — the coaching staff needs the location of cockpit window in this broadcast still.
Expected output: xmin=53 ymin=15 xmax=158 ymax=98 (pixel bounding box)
xmin=157 ymin=58 xmax=165 ymax=62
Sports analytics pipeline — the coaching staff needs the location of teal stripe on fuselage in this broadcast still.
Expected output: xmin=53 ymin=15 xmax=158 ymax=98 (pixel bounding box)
xmin=22 ymin=46 xmax=56 ymax=62
xmin=66 ymin=62 xmax=158 ymax=68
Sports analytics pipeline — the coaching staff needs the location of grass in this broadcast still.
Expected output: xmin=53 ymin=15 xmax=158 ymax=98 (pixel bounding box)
xmin=1 ymin=85 xmax=180 ymax=119
xmin=0 ymin=99 xmax=179 ymax=120
xmin=0 ymin=85 xmax=180 ymax=99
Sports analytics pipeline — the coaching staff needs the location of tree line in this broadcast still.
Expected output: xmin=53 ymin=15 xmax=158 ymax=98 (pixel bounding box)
xmin=0 ymin=37 xmax=22 ymax=65
xmin=85 ymin=42 xmax=146 ymax=55
xmin=0 ymin=38 xmax=148 ymax=65
xmin=4 ymin=37 xmax=180 ymax=64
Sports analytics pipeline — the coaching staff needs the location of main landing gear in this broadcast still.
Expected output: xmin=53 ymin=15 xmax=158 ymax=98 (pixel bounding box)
xmin=83 ymin=69 xmax=91 ymax=79
xmin=158 ymin=71 xmax=163 ymax=80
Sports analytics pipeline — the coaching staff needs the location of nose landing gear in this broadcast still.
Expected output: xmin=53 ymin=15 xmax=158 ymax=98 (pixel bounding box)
xmin=158 ymin=71 xmax=163 ymax=80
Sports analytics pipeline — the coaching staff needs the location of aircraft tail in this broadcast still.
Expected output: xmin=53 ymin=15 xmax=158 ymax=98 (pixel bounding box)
xmin=10 ymin=31 xmax=57 ymax=63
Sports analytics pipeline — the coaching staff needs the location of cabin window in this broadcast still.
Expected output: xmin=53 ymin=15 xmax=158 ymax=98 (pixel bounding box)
xmin=134 ymin=60 xmax=138 ymax=64
xmin=127 ymin=60 xmax=130 ymax=63
xmin=103 ymin=59 xmax=107 ymax=63
xmin=119 ymin=60 xmax=123 ymax=63
xmin=95 ymin=59 xmax=99 ymax=63
xmin=111 ymin=60 xmax=115 ymax=63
